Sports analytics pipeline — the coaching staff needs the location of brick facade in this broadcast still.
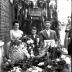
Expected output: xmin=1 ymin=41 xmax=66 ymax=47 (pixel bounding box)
xmin=0 ymin=0 xmax=12 ymax=43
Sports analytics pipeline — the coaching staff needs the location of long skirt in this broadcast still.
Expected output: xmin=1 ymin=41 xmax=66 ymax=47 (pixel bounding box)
xmin=68 ymin=39 xmax=72 ymax=55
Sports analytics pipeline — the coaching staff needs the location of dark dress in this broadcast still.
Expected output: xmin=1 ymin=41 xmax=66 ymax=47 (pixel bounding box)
xmin=68 ymin=28 xmax=72 ymax=55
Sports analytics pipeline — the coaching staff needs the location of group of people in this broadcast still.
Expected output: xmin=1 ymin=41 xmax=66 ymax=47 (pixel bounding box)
xmin=10 ymin=20 xmax=58 ymax=45
xmin=7 ymin=20 xmax=59 ymax=64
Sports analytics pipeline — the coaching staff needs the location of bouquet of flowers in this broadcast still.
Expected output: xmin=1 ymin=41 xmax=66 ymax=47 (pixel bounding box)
xmin=26 ymin=38 xmax=35 ymax=58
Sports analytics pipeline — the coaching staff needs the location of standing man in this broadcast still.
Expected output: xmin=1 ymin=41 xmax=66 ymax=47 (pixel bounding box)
xmin=40 ymin=21 xmax=58 ymax=46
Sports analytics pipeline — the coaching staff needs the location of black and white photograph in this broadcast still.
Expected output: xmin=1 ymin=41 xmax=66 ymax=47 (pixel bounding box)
xmin=0 ymin=0 xmax=71 ymax=72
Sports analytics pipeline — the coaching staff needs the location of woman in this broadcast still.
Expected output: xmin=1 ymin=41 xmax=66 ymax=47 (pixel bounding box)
xmin=68 ymin=27 xmax=72 ymax=55
xmin=10 ymin=21 xmax=23 ymax=41
xmin=8 ymin=21 xmax=30 ymax=64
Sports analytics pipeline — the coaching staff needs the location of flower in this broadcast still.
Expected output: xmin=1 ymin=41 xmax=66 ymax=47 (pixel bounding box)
xmin=7 ymin=59 xmax=11 ymax=64
xmin=47 ymin=65 xmax=52 ymax=68
xmin=61 ymin=48 xmax=68 ymax=54
xmin=56 ymin=58 xmax=60 ymax=62
xmin=27 ymin=39 xmax=34 ymax=44
xmin=61 ymin=54 xmax=71 ymax=64
xmin=61 ymin=54 xmax=66 ymax=59
xmin=15 ymin=67 xmax=22 ymax=72
xmin=10 ymin=66 xmax=22 ymax=72
xmin=26 ymin=66 xmax=43 ymax=72
xmin=38 ymin=62 xmax=44 ymax=66
xmin=64 ymin=57 xmax=71 ymax=65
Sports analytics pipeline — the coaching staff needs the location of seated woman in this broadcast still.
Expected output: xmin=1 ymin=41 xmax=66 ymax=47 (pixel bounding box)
xmin=10 ymin=21 xmax=23 ymax=42
xmin=8 ymin=21 xmax=30 ymax=64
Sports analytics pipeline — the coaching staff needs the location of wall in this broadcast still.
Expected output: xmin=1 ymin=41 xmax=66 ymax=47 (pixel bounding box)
xmin=57 ymin=0 xmax=71 ymax=47
xmin=0 ymin=0 xmax=12 ymax=43
xmin=0 ymin=0 xmax=12 ymax=57
xmin=57 ymin=0 xmax=71 ymax=23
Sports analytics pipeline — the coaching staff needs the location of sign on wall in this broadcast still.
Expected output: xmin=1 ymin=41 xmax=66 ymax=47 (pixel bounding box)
xmin=29 ymin=8 xmax=42 ymax=16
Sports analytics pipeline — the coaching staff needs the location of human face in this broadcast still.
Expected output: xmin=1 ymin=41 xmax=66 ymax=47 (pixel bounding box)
xmin=14 ymin=23 xmax=19 ymax=30
xmin=32 ymin=29 xmax=37 ymax=35
xmin=45 ymin=22 xmax=51 ymax=30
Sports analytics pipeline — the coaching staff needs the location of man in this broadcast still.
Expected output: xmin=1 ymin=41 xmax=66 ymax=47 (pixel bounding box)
xmin=40 ymin=21 xmax=58 ymax=45
xmin=29 ymin=27 xmax=39 ymax=56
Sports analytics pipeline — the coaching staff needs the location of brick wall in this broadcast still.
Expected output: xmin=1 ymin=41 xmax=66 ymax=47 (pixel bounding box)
xmin=0 ymin=0 xmax=12 ymax=57
xmin=0 ymin=0 xmax=12 ymax=43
